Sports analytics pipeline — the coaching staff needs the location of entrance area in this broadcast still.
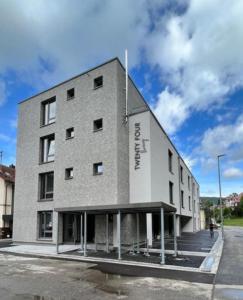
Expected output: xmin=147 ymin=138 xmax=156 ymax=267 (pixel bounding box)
xmin=63 ymin=213 xmax=95 ymax=244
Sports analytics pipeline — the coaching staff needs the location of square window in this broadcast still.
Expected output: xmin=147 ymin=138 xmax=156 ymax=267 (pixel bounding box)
xmin=66 ymin=127 xmax=74 ymax=139
xmin=40 ymin=134 xmax=55 ymax=163
xmin=41 ymin=97 xmax=56 ymax=126
xmin=93 ymin=119 xmax=103 ymax=132
xmin=39 ymin=172 xmax=54 ymax=201
xmin=65 ymin=168 xmax=73 ymax=180
xmin=67 ymin=88 xmax=75 ymax=100
xmin=93 ymin=162 xmax=103 ymax=175
xmin=94 ymin=76 xmax=103 ymax=89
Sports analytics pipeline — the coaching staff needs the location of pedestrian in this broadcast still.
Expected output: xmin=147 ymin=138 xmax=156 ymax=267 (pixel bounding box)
xmin=209 ymin=222 xmax=214 ymax=239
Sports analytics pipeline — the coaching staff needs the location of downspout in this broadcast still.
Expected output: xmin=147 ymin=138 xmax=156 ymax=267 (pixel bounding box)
xmin=191 ymin=177 xmax=194 ymax=232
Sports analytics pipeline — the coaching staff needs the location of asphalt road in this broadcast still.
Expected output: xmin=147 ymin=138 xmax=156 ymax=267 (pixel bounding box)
xmin=213 ymin=226 xmax=243 ymax=300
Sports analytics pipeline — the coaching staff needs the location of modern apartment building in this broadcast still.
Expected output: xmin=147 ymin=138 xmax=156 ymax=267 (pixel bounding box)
xmin=0 ymin=164 xmax=15 ymax=238
xmin=13 ymin=58 xmax=200 ymax=260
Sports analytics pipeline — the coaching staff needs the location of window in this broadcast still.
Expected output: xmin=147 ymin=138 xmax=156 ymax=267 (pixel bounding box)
xmin=93 ymin=118 xmax=103 ymax=132
xmin=94 ymin=76 xmax=103 ymax=89
xmin=41 ymin=97 xmax=56 ymax=126
xmin=65 ymin=168 xmax=74 ymax=180
xmin=93 ymin=162 xmax=103 ymax=175
xmin=193 ymin=182 xmax=195 ymax=197
xmin=40 ymin=134 xmax=55 ymax=163
xmin=39 ymin=211 xmax=53 ymax=239
xmin=180 ymin=166 xmax=183 ymax=183
xmin=189 ymin=196 xmax=191 ymax=211
xmin=181 ymin=190 xmax=184 ymax=208
xmin=39 ymin=172 xmax=54 ymax=201
xmin=66 ymin=127 xmax=74 ymax=139
xmin=188 ymin=176 xmax=190 ymax=190
xmin=67 ymin=88 xmax=75 ymax=100
xmin=168 ymin=150 xmax=173 ymax=173
xmin=169 ymin=181 xmax=174 ymax=204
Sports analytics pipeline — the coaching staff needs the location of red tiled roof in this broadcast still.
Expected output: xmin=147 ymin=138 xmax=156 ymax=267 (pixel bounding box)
xmin=0 ymin=164 xmax=15 ymax=183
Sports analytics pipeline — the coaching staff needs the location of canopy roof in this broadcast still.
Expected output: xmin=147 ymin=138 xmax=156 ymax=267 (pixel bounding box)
xmin=55 ymin=201 xmax=176 ymax=214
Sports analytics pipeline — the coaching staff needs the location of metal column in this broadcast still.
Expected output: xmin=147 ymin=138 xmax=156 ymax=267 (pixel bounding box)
xmin=160 ymin=208 xmax=165 ymax=264
xmin=136 ymin=213 xmax=140 ymax=253
xmin=117 ymin=210 xmax=121 ymax=260
xmin=80 ymin=213 xmax=83 ymax=251
xmin=56 ymin=212 xmax=59 ymax=254
xmin=84 ymin=211 xmax=87 ymax=257
xmin=173 ymin=213 xmax=177 ymax=257
xmin=106 ymin=214 xmax=109 ymax=253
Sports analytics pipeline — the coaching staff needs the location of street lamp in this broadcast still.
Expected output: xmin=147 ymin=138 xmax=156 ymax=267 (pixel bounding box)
xmin=217 ymin=154 xmax=226 ymax=240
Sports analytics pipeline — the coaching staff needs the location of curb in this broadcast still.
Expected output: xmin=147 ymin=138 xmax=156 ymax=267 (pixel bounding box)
xmin=199 ymin=232 xmax=224 ymax=273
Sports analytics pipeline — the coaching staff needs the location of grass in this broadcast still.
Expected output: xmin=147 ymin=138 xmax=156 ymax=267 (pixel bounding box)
xmin=224 ymin=217 xmax=243 ymax=227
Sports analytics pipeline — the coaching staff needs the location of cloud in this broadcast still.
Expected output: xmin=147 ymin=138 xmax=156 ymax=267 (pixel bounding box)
xmin=153 ymin=89 xmax=188 ymax=134
xmin=200 ymin=114 xmax=243 ymax=160
xmin=147 ymin=0 xmax=243 ymax=133
xmin=0 ymin=0 xmax=151 ymax=92
xmin=223 ymin=167 xmax=243 ymax=179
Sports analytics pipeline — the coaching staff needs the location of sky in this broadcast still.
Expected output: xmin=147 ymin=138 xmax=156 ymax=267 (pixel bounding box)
xmin=0 ymin=0 xmax=243 ymax=197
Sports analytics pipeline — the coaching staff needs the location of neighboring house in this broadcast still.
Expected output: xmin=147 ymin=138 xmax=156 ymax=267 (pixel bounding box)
xmin=0 ymin=164 xmax=15 ymax=238
xmin=13 ymin=58 xmax=200 ymax=256
xmin=225 ymin=193 xmax=240 ymax=208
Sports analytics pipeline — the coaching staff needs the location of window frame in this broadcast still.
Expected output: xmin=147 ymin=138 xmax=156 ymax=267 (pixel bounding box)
xmin=169 ymin=181 xmax=174 ymax=204
xmin=67 ymin=88 xmax=75 ymax=100
xmin=39 ymin=172 xmax=54 ymax=201
xmin=93 ymin=162 xmax=103 ymax=175
xmin=65 ymin=167 xmax=74 ymax=180
xmin=180 ymin=166 xmax=183 ymax=184
xmin=93 ymin=76 xmax=103 ymax=89
xmin=93 ymin=118 xmax=103 ymax=132
xmin=40 ymin=134 xmax=55 ymax=164
xmin=168 ymin=150 xmax=173 ymax=173
xmin=38 ymin=211 xmax=53 ymax=240
xmin=181 ymin=190 xmax=184 ymax=208
xmin=41 ymin=97 xmax=56 ymax=126
xmin=66 ymin=127 xmax=74 ymax=139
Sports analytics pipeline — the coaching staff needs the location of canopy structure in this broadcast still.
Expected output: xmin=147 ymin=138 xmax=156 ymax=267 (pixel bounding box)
xmin=54 ymin=201 xmax=176 ymax=214
xmin=54 ymin=202 xmax=177 ymax=264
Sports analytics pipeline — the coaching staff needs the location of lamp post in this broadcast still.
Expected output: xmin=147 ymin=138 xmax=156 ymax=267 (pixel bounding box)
xmin=217 ymin=154 xmax=226 ymax=240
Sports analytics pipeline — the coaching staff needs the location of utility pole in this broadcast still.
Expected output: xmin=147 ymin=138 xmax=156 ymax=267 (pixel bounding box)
xmin=0 ymin=151 xmax=3 ymax=164
xmin=217 ymin=154 xmax=226 ymax=240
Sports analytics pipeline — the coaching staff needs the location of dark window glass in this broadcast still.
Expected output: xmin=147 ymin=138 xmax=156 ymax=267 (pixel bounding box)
xmin=65 ymin=168 xmax=74 ymax=179
xmin=66 ymin=127 xmax=74 ymax=139
xmin=93 ymin=162 xmax=103 ymax=175
xmin=40 ymin=172 xmax=54 ymax=200
xmin=180 ymin=166 xmax=183 ymax=183
xmin=169 ymin=181 xmax=174 ymax=204
xmin=189 ymin=196 xmax=191 ymax=211
xmin=67 ymin=88 xmax=75 ymax=100
xmin=168 ymin=150 xmax=173 ymax=172
xmin=93 ymin=119 xmax=103 ymax=131
xmin=181 ymin=190 xmax=184 ymax=208
xmin=188 ymin=176 xmax=190 ymax=190
xmin=39 ymin=211 xmax=53 ymax=239
xmin=94 ymin=76 xmax=103 ymax=89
